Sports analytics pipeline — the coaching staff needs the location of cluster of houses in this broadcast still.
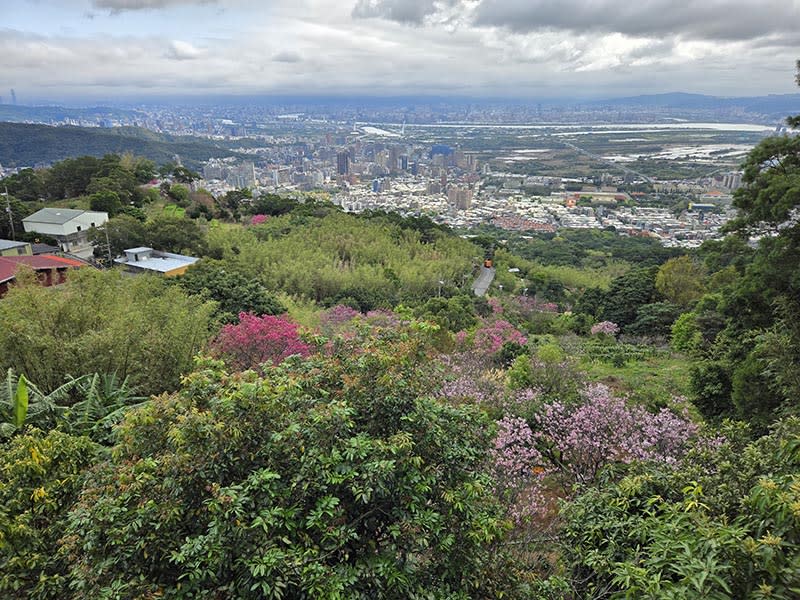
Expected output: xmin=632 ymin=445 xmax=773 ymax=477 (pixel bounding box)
xmin=0 ymin=208 xmax=199 ymax=297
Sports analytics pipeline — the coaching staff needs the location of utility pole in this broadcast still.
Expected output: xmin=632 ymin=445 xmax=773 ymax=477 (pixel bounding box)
xmin=92 ymin=224 xmax=113 ymax=268
xmin=104 ymin=225 xmax=112 ymax=265
xmin=3 ymin=185 xmax=14 ymax=240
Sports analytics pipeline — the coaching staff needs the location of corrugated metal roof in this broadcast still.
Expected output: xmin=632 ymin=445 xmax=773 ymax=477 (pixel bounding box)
xmin=0 ymin=254 xmax=85 ymax=283
xmin=0 ymin=261 xmax=16 ymax=284
xmin=0 ymin=239 xmax=28 ymax=251
xmin=31 ymin=243 xmax=60 ymax=255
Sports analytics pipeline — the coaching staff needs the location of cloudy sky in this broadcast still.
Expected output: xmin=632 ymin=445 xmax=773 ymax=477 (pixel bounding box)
xmin=2 ymin=0 xmax=799 ymax=102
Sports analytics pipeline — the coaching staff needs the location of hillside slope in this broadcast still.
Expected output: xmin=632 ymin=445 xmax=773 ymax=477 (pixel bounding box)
xmin=0 ymin=122 xmax=241 ymax=168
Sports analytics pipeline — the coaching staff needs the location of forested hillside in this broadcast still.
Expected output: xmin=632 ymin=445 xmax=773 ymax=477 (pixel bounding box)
xmin=0 ymin=122 xmax=242 ymax=168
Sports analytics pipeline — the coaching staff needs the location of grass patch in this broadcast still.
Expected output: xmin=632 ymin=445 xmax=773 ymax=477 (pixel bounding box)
xmin=580 ymin=351 xmax=694 ymax=413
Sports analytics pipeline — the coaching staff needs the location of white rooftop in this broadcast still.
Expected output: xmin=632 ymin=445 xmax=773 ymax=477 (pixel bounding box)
xmin=115 ymin=247 xmax=198 ymax=273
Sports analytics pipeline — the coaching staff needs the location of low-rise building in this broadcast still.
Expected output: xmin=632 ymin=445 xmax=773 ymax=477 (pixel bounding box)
xmin=114 ymin=247 xmax=199 ymax=277
xmin=0 ymin=254 xmax=86 ymax=297
xmin=0 ymin=239 xmax=32 ymax=257
xmin=22 ymin=208 xmax=108 ymax=258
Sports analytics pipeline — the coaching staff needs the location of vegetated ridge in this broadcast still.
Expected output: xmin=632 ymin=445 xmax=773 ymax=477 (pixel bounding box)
xmin=0 ymin=122 xmax=242 ymax=169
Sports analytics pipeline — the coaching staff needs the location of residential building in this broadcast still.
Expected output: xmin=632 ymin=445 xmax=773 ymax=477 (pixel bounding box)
xmin=114 ymin=247 xmax=199 ymax=277
xmin=22 ymin=208 xmax=108 ymax=258
xmin=0 ymin=254 xmax=85 ymax=297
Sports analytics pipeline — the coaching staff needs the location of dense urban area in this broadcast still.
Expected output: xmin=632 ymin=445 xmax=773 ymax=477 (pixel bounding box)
xmin=2 ymin=95 xmax=794 ymax=250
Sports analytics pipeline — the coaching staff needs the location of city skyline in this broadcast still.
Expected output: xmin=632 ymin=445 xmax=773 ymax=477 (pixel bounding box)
xmin=3 ymin=0 xmax=800 ymax=102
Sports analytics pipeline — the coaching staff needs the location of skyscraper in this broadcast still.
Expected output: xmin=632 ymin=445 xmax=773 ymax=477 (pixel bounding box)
xmin=336 ymin=151 xmax=350 ymax=176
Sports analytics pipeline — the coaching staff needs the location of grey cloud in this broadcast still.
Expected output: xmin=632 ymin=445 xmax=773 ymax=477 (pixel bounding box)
xmin=272 ymin=51 xmax=303 ymax=63
xmin=92 ymin=0 xmax=216 ymax=12
xmin=627 ymin=39 xmax=675 ymax=61
xmin=750 ymin=32 xmax=800 ymax=49
xmin=473 ymin=0 xmax=800 ymax=41
xmin=352 ymin=0 xmax=455 ymax=24
xmin=353 ymin=0 xmax=800 ymax=42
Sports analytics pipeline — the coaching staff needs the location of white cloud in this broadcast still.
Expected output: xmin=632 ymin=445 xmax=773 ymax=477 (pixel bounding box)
xmin=166 ymin=40 xmax=205 ymax=60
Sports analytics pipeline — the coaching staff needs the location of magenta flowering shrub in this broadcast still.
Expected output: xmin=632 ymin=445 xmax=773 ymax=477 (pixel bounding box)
xmin=211 ymin=312 xmax=312 ymax=371
xmin=491 ymin=383 xmax=699 ymax=522
xmin=473 ymin=319 xmax=527 ymax=357
xmin=590 ymin=321 xmax=620 ymax=336
xmin=250 ymin=214 xmax=269 ymax=225
xmin=319 ymin=304 xmax=360 ymax=335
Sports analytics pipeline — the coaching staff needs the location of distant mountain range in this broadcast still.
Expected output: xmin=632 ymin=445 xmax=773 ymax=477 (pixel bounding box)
xmin=587 ymin=92 xmax=800 ymax=117
xmin=0 ymin=122 xmax=241 ymax=169
xmin=0 ymin=103 xmax=141 ymax=124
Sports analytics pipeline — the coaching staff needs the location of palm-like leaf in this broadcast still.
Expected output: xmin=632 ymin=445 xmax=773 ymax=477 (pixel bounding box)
xmin=12 ymin=374 xmax=28 ymax=429
xmin=0 ymin=369 xmax=68 ymax=437
xmin=0 ymin=369 xmax=147 ymax=442
xmin=64 ymin=373 xmax=146 ymax=443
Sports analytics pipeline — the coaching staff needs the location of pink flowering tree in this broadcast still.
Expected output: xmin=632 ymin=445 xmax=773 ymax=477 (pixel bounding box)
xmin=473 ymin=319 xmax=527 ymax=358
xmin=491 ymin=384 xmax=699 ymax=522
xmin=491 ymin=416 xmax=548 ymax=523
xmin=486 ymin=297 xmax=504 ymax=315
xmin=436 ymin=352 xmax=505 ymax=407
xmin=590 ymin=321 xmax=620 ymax=336
xmin=436 ymin=351 xmax=541 ymax=422
xmin=516 ymin=296 xmax=559 ymax=316
xmin=211 ymin=312 xmax=311 ymax=372
xmin=250 ymin=214 xmax=269 ymax=225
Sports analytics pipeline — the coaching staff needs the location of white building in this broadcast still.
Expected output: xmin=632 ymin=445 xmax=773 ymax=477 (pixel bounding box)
xmin=22 ymin=208 xmax=108 ymax=258
xmin=114 ymin=247 xmax=199 ymax=277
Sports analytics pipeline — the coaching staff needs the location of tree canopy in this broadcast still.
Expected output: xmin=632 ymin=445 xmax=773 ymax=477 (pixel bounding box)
xmin=61 ymin=335 xmax=513 ymax=598
xmin=0 ymin=269 xmax=214 ymax=395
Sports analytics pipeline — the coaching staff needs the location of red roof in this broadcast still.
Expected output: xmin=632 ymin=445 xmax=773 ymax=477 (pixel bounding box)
xmin=0 ymin=261 xmax=16 ymax=284
xmin=3 ymin=254 xmax=85 ymax=268
xmin=0 ymin=254 xmax=85 ymax=284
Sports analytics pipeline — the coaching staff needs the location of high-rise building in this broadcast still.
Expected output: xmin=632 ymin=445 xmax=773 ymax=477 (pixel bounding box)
xmin=226 ymin=161 xmax=256 ymax=188
xmin=336 ymin=151 xmax=350 ymax=175
xmin=375 ymin=150 xmax=389 ymax=169
xmin=722 ymin=172 xmax=743 ymax=190
xmin=447 ymin=186 xmax=473 ymax=210
xmin=203 ymin=162 xmax=225 ymax=180
xmin=426 ymin=181 xmax=442 ymax=195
